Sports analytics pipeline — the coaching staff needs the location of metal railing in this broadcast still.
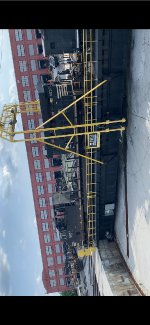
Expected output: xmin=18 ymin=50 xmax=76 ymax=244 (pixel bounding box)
xmin=83 ymin=29 xmax=97 ymax=247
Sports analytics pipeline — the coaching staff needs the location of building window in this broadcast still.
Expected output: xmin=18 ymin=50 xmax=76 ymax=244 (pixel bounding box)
xmin=43 ymin=146 xmax=47 ymax=156
xmin=63 ymin=255 xmax=66 ymax=263
xmin=44 ymin=158 xmax=50 ymax=169
xmin=57 ymin=256 xmax=62 ymax=265
xmin=35 ymin=172 xmax=42 ymax=183
xmin=26 ymin=29 xmax=32 ymax=40
xmin=28 ymin=119 xmax=35 ymax=130
xmin=46 ymin=171 xmax=51 ymax=181
xmin=51 ymin=208 xmax=54 ymax=219
xmin=40 ymin=210 xmax=48 ymax=220
xmin=31 ymin=60 xmax=36 ymax=71
xmin=54 ymin=232 xmax=59 ymax=242
xmin=49 ymin=197 xmax=53 ymax=206
xmin=46 ymin=246 xmax=52 ymax=255
xmin=61 ymin=244 xmax=64 ymax=253
xmin=42 ymin=222 xmax=49 ymax=231
xmin=39 ymin=198 xmax=46 ymax=207
xmin=26 ymin=104 xmax=34 ymax=115
xmin=47 ymin=257 xmax=54 ymax=266
xmin=21 ymin=76 xmax=29 ymax=87
xmin=19 ymin=60 xmax=27 ymax=72
xmin=40 ymin=74 xmax=52 ymax=84
xmin=38 ymin=118 xmax=43 ymax=126
xmin=58 ymin=268 xmax=63 ymax=276
xmin=55 ymin=244 xmax=60 ymax=253
xmin=38 ymin=44 xmax=43 ymax=54
xmin=50 ymin=279 xmax=56 ymax=287
xmin=32 ymin=75 xmax=38 ymax=87
xmin=54 ymin=171 xmax=62 ymax=179
xmin=44 ymin=233 xmax=50 ymax=243
xmin=32 ymin=147 xmax=39 ymax=157
xmin=38 ymin=59 xmax=48 ymax=70
xmin=30 ymin=133 xmax=37 ymax=143
xmin=34 ymin=89 xmax=39 ymax=100
xmin=17 ymin=44 xmax=25 ymax=56
xmin=29 ymin=44 xmax=35 ymax=56
xmin=49 ymin=269 xmax=55 ymax=278
xmin=35 ymin=29 xmax=41 ymax=39
xmin=23 ymin=90 xmax=31 ymax=101
xmin=59 ymin=278 xmax=65 ymax=286
xmin=105 ymin=203 xmax=115 ymax=216
xmin=15 ymin=29 xmax=23 ymax=41
xmin=48 ymin=183 xmax=52 ymax=194
xmin=50 ymin=42 xmax=55 ymax=49
xmin=27 ymin=111 xmax=33 ymax=116
xmin=52 ymin=158 xmax=62 ymax=167
xmin=37 ymin=185 xmax=44 ymax=195
xmin=52 ymin=221 xmax=55 ymax=230
xmin=34 ymin=160 xmax=41 ymax=170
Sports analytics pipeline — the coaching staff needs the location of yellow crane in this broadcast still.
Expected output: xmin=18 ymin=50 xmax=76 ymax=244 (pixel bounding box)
xmin=0 ymin=27 xmax=126 ymax=260
xmin=0 ymin=80 xmax=126 ymax=258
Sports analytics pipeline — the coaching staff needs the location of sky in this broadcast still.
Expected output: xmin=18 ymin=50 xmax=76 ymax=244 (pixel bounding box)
xmin=0 ymin=30 xmax=59 ymax=296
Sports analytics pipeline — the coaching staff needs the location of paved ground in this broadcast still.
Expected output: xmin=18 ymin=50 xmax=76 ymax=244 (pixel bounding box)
xmin=79 ymin=256 xmax=94 ymax=296
xmin=96 ymin=242 xmax=140 ymax=296
xmin=115 ymin=30 xmax=150 ymax=295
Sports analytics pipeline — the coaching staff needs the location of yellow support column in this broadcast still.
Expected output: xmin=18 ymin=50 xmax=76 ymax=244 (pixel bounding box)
xmin=77 ymin=247 xmax=96 ymax=257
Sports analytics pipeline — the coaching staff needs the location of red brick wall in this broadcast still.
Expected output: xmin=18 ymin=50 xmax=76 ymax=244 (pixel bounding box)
xmin=9 ymin=29 xmax=68 ymax=293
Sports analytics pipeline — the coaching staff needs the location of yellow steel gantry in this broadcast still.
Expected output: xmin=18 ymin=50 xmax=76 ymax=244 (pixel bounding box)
xmin=0 ymin=30 xmax=126 ymax=257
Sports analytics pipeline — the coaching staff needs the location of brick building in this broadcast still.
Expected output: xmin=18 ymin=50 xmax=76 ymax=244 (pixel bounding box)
xmin=9 ymin=29 xmax=71 ymax=293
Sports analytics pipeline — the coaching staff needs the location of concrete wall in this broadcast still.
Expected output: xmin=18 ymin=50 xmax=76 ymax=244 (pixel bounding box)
xmin=115 ymin=30 xmax=150 ymax=296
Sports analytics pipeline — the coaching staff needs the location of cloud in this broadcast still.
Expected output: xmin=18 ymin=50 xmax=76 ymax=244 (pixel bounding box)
xmin=19 ymin=239 xmax=26 ymax=250
xmin=0 ymin=91 xmax=4 ymax=106
xmin=36 ymin=274 xmax=41 ymax=285
xmin=2 ymin=165 xmax=10 ymax=177
xmin=0 ymin=247 xmax=11 ymax=296
xmin=8 ymin=68 xmax=18 ymax=104
xmin=33 ymin=217 xmax=37 ymax=228
xmin=34 ymin=274 xmax=43 ymax=296
xmin=2 ymin=230 xmax=6 ymax=239
xmin=0 ymin=230 xmax=5 ymax=239
xmin=0 ymin=139 xmax=18 ymax=200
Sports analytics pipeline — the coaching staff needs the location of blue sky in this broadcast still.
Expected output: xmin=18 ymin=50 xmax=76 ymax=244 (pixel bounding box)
xmin=0 ymin=30 xmax=59 ymax=296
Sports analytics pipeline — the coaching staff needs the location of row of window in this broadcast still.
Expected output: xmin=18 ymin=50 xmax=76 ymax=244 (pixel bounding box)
xmin=19 ymin=60 xmax=36 ymax=72
xmin=40 ymin=209 xmax=54 ymax=220
xmin=41 ymin=220 xmax=56 ymax=233
xmin=19 ymin=59 xmax=49 ymax=73
xmin=39 ymin=197 xmax=53 ymax=208
xmin=17 ymin=44 xmax=37 ymax=57
xmin=27 ymin=119 xmax=43 ymax=130
xmin=17 ymin=43 xmax=43 ymax=57
xmin=43 ymin=231 xmax=59 ymax=243
xmin=37 ymin=184 xmax=52 ymax=195
xmin=45 ymin=243 xmax=62 ymax=255
xmin=49 ymin=268 xmax=63 ymax=277
xmin=30 ymin=134 xmax=47 ymax=147
xmin=47 ymin=255 xmax=66 ymax=267
xmin=15 ymin=29 xmax=33 ymax=42
xmin=21 ymin=75 xmax=39 ymax=87
xmin=50 ymin=278 xmax=65 ymax=288
xmin=23 ymin=89 xmax=39 ymax=101
xmin=33 ymin=158 xmax=50 ymax=169
xmin=36 ymin=171 xmax=51 ymax=183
